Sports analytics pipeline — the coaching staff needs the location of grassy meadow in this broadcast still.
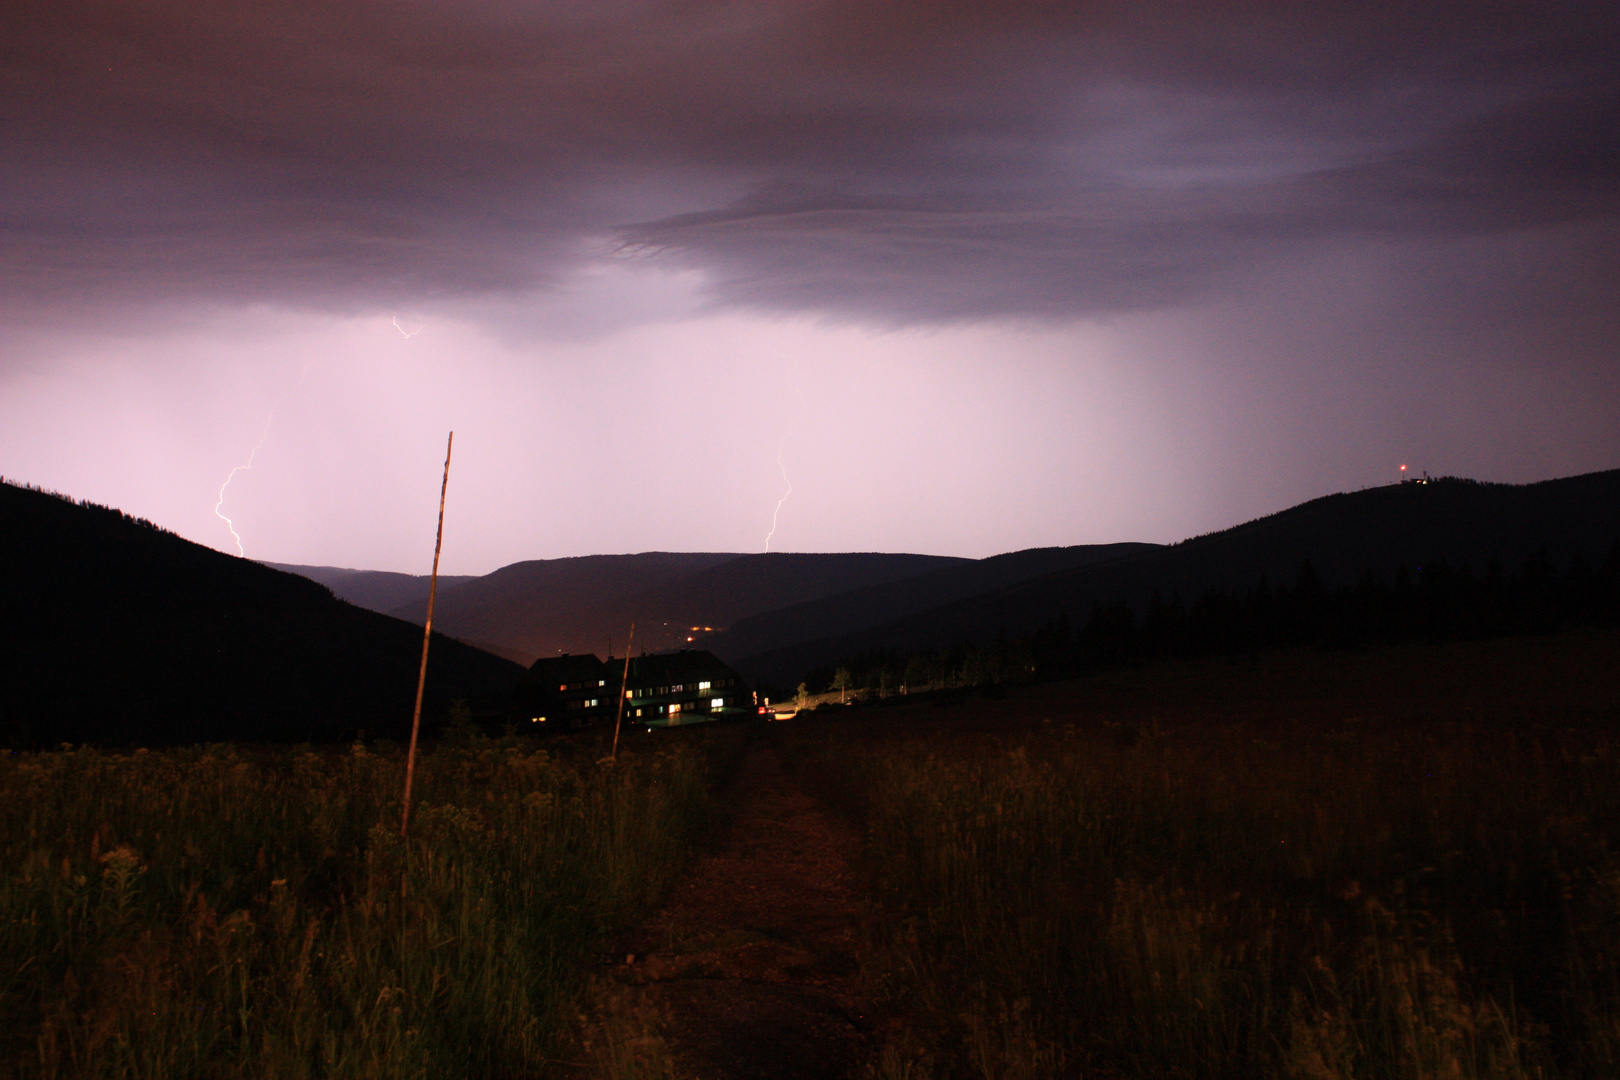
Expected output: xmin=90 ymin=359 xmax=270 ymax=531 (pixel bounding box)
xmin=0 ymin=727 xmax=745 ymax=1080
xmin=786 ymin=630 xmax=1620 ymax=1080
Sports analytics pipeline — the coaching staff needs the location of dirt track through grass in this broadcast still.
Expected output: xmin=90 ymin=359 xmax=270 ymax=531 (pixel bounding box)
xmin=606 ymin=741 xmax=875 ymax=1079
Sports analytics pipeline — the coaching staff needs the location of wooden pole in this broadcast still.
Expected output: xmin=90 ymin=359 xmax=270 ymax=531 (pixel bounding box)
xmin=401 ymin=431 xmax=453 ymax=839
xmin=610 ymin=622 xmax=634 ymax=761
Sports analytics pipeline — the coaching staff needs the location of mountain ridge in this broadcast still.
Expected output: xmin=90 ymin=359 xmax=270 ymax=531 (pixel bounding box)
xmin=701 ymin=542 xmax=1158 ymax=664
xmin=386 ymin=551 xmax=968 ymax=661
xmin=728 ymin=470 xmax=1620 ymax=688
xmin=261 ymin=563 xmax=481 ymax=615
xmin=1 ymin=481 xmax=525 ymax=746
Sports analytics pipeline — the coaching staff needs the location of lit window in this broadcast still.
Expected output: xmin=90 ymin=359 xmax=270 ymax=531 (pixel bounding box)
xmin=532 ymin=716 xmax=546 ymax=723
xmin=698 ymin=680 xmax=711 ymax=690
xmin=669 ymin=702 xmax=681 ymax=713
xmin=711 ymin=697 xmax=724 ymax=708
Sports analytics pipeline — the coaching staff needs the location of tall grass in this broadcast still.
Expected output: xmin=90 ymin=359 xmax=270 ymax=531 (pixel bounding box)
xmin=0 ymin=731 xmax=739 ymax=1079
xmin=794 ymin=718 xmax=1620 ymax=1079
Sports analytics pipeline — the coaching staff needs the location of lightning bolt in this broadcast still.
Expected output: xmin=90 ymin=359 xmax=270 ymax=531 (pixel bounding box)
xmin=765 ymin=448 xmax=793 ymax=553
xmin=214 ymin=423 xmax=270 ymax=557
xmin=209 ymin=318 xmax=410 ymax=558
xmin=764 ymin=364 xmax=804 ymax=553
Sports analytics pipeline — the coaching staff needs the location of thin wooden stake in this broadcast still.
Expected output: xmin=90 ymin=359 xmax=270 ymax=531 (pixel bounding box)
xmin=611 ymin=622 xmax=634 ymax=761
xmin=401 ymin=431 xmax=453 ymax=840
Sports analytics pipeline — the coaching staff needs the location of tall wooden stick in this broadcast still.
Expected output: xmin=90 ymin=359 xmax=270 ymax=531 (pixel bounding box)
xmin=401 ymin=431 xmax=453 ymax=839
xmin=610 ymin=621 xmax=634 ymax=761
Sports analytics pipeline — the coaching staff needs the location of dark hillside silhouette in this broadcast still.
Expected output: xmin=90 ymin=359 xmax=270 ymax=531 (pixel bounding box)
xmin=615 ymin=552 xmax=968 ymax=653
xmin=388 ymin=551 xmax=965 ymax=660
xmin=261 ymin=562 xmax=479 ymax=616
xmin=0 ymin=481 xmax=525 ymax=746
xmin=739 ymin=471 xmax=1620 ymax=688
xmin=384 ymin=552 xmax=741 ymax=661
xmin=703 ymin=543 xmax=1156 ymax=663
xmin=810 ymin=543 xmax=1620 ymax=698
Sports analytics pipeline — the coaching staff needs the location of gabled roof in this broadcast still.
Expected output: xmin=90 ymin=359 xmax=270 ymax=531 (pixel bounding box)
xmin=519 ymin=653 xmax=606 ymax=684
xmin=623 ymin=649 xmax=741 ymax=686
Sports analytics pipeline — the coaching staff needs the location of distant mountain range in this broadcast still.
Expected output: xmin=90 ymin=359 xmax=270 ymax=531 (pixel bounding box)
xmin=260 ymin=563 xmax=480 ymax=617
xmin=10 ymin=467 xmax=1616 ymax=746
xmin=698 ymin=543 xmax=1157 ymax=664
xmin=727 ymin=470 xmax=1620 ymax=688
xmin=2 ymin=483 xmax=525 ymax=746
xmin=267 ymin=470 xmax=1620 ymax=693
xmin=272 ymin=551 xmax=973 ymax=662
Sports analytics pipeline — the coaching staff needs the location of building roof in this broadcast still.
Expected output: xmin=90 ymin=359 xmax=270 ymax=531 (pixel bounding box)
xmin=519 ymin=653 xmax=606 ymax=685
xmin=622 ymin=649 xmax=739 ymax=686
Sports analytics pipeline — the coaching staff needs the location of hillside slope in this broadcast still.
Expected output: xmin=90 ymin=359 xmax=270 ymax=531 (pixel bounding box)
xmin=735 ymin=471 xmax=1620 ymax=687
xmin=702 ymin=543 xmax=1157 ymax=664
xmin=385 ymin=552 xmax=742 ymax=661
xmin=389 ymin=551 xmax=966 ymax=660
xmin=616 ymin=552 xmax=970 ymax=654
xmin=1 ymin=483 xmax=525 ymax=745
xmin=261 ymin=562 xmax=479 ymax=615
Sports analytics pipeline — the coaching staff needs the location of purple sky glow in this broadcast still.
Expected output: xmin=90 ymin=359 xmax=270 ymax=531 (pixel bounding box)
xmin=4 ymin=2 xmax=1617 ymax=574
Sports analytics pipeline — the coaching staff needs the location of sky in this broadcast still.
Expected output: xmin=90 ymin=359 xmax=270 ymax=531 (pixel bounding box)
xmin=3 ymin=1 xmax=1617 ymax=574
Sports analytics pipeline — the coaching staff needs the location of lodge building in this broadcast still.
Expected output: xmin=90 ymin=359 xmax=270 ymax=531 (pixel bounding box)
xmin=620 ymin=650 xmax=757 ymax=727
xmin=510 ymin=649 xmax=757 ymax=731
xmin=509 ymin=653 xmax=614 ymax=731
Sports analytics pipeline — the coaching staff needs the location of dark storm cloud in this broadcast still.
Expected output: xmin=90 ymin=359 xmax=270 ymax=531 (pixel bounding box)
xmin=4 ymin=0 xmax=1616 ymax=322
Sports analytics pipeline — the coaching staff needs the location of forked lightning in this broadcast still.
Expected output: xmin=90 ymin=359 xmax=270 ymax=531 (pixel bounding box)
xmin=214 ymin=428 xmax=268 ymax=557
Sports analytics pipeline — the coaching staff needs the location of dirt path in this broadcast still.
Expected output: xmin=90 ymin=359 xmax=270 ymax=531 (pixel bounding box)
xmin=607 ymin=739 xmax=876 ymax=1079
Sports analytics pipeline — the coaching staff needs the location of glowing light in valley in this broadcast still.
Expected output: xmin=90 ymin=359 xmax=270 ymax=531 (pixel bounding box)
xmin=214 ymin=425 xmax=270 ymax=557
xmin=392 ymin=314 xmax=420 ymax=338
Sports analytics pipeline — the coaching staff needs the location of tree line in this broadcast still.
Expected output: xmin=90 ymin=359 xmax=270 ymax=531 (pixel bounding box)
xmin=802 ymin=541 xmax=1620 ymax=699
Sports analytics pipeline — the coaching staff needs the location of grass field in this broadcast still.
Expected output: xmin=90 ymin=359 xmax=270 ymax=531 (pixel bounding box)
xmin=9 ymin=631 xmax=1618 ymax=1080
xmin=785 ymin=630 xmax=1620 ymax=1079
xmin=0 ymin=726 xmax=746 ymax=1080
